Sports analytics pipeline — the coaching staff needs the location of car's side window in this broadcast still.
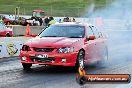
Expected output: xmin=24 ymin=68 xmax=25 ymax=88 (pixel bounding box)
xmin=86 ymin=26 xmax=94 ymax=37
xmin=90 ymin=26 xmax=100 ymax=38
xmin=98 ymin=31 xmax=103 ymax=38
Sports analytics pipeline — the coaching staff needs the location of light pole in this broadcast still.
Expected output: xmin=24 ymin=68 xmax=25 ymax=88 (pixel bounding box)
xmin=15 ymin=7 xmax=20 ymax=20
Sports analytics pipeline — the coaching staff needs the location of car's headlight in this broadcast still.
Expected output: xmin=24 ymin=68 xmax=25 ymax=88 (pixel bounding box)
xmin=57 ymin=47 xmax=74 ymax=53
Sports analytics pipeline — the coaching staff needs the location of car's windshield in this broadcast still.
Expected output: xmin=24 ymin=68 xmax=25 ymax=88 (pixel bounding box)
xmin=0 ymin=22 xmax=6 ymax=29
xmin=39 ymin=25 xmax=85 ymax=38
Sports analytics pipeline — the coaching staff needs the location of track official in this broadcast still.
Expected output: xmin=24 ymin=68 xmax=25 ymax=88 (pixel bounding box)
xmin=48 ymin=17 xmax=56 ymax=26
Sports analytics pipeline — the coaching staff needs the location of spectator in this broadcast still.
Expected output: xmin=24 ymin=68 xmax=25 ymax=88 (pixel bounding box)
xmin=66 ymin=17 xmax=69 ymax=22
xmin=44 ymin=16 xmax=50 ymax=26
xmin=63 ymin=18 xmax=67 ymax=22
xmin=59 ymin=19 xmax=62 ymax=23
xmin=38 ymin=17 xmax=43 ymax=26
xmin=0 ymin=18 xmax=3 ymax=22
xmin=72 ymin=18 xmax=76 ymax=22
xmin=48 ymin=16 xmax=56 ymax=26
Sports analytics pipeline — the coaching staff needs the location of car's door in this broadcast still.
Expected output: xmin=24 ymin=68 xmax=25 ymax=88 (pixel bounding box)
xmin=84 ymin=26 xmax=98 ymax=64
xmin=90 ymin=26 xmax=106 ymax=61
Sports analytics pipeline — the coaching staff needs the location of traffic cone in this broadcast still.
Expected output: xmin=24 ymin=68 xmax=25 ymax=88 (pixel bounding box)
xmin=25 ymin=24 xmax=31 ymax=37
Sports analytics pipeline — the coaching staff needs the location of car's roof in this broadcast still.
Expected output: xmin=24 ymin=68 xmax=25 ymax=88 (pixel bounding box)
xmin=54 ymin=22 xmax=93 ymax=26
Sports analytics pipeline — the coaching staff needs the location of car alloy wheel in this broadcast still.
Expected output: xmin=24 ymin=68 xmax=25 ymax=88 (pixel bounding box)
xmin=77 ymin=50 xmax=85 ymax=69
xmin=6 ymin=33 xmax=11 ymax=37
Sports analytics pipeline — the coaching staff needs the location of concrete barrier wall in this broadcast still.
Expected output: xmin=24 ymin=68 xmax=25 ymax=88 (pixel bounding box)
xmin=11 ymin=26 xmax=45 ymax=36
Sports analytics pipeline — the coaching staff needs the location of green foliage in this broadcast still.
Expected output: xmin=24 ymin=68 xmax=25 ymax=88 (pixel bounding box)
xmin=0 ymin=0 xmax=111 ymax=17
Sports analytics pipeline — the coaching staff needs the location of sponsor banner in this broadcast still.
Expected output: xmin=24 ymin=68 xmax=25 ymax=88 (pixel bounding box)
xmin=0 ymin=42 xmax=23 ymax=58
xmin=0 ymin=37 xmax=31 ymax=58
xmin=76 ymin=74 xmax=130 ymax=85
xmin=76 ymin=67 xmax=131 ymax=85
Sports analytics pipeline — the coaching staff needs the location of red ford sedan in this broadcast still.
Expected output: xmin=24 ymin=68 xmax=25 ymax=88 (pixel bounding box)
xmin=20 ymin=22 xmax=108 ymax=70
xmin=0 ymin=22 xmax=13 ymax=37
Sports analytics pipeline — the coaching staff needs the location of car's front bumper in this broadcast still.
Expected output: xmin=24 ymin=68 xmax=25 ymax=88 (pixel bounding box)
xmin=20 ymin=50 xmax=78 ymax=66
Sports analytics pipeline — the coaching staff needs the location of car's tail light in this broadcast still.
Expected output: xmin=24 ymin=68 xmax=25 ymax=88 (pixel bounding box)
xmin=22 ymin=45 xmax=31 ymax=51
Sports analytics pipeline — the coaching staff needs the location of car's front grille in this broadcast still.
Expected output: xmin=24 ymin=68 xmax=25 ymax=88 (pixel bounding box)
xmin=33 ymin=48 xmax=54 ymax=52
xmin=30 ymin=56 xmax=55 ymax=63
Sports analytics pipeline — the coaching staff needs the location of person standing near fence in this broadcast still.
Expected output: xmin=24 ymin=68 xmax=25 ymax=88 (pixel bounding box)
xmin=48 ymin=17 xmax=56 ymax=26
xmin=38 ymin=17 xmax=43 ymax=26
xmin=72 ymin=18 xmax=76 ymax=22
xmin=0 ymin=18 xmax=3 ymax=22
xmin=44 ymin=16 xmax=50 ymax=26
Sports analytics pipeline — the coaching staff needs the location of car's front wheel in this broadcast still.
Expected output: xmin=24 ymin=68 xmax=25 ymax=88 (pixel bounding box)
xmin=22 ymin=63 xmax=32 ymax=70
xmin=75 ymin=50 xmax=85 ymax=70
xmin=6 ymin=33 xmax=11 ymax=37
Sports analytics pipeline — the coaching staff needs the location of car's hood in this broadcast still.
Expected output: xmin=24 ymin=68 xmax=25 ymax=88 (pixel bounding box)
xmin=25 ymin=37 xmax=82 ymax=48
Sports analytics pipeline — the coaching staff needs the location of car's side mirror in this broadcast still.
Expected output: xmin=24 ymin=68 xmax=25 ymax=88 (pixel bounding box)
xmin=31 ymin=34 xmax=37 ymax=37
xmin=87 ymin=35 xmax=96 ymax=41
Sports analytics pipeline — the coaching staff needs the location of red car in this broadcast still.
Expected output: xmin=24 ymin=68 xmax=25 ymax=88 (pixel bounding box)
xmin=20 ymin=22 xmax=108 ymax=70
xmin=0 ymin=22 xmax=13 ymax=37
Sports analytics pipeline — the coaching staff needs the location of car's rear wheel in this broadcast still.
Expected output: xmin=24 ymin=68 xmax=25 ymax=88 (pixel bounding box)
xmin=22 ymin=63 xmax=32 ymax=70
xmin=6 ymin=33 xmax=11 ymax=37
xmin=75 ymin=50 xmax=85 ymax=70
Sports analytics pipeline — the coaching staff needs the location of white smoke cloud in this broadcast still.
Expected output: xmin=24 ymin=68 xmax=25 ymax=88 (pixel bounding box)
xmin=85 ymin=0 xmax=132 ymax=20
